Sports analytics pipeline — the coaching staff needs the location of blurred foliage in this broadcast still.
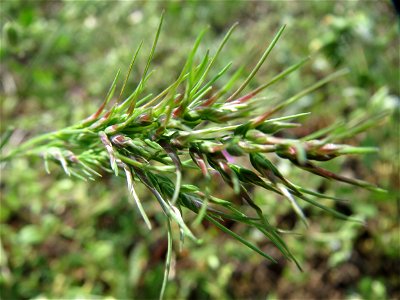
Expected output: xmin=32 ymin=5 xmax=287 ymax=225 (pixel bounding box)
xmin=0 ymin=1 xmax=399 ymax=299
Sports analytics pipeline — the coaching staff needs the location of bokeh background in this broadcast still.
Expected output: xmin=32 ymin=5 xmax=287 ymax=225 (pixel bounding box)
xmin=1 ymin=1 xmax=399 ymax=299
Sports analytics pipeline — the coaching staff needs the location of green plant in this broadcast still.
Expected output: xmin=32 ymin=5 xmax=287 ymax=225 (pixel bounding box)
xmin=0 ymin=13 xmax=388 ymax=299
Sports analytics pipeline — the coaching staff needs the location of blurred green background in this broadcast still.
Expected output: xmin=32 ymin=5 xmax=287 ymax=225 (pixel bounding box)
xmin=1 ymin=1 xmax=399 ymax=299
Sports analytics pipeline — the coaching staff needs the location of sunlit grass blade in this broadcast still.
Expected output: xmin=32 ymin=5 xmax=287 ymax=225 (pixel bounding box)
xmin=124 ymin=165 xmax=152 ymax=230
xmin=298 ymin=194 xmax=364 ymax=223
xmin=128 ymin=11 xmax=164 ymax=114
xmin=190 ymin=62 xmax=232 ymax=107
xmin=83 ymin=69 xmax=121 ymax=124
xmin=205 ymin=214 xmax=277 ymax=263
xmin=325 ymin=110 xmax=390 ymax=142
xmin=227 ymin=24 xmax=286 ymax=102
xmin=159 ymin=219 xmax=173 ymax=300
xmin=117 ymin=41 xmax=143 ymax=105
xmin=230 ymin=56 xmax=310 ymax=104
xmin=191 ymin=22 xmax=238 ymax=97
xmin=203 ymin=66 xmax=244 ymax=106
xmin=279 ymin=184 xmax=309 ymax=227
xmin=264 ymin=69 xmax=349 ymax=118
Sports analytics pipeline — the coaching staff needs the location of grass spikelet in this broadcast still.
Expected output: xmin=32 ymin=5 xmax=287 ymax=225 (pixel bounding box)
xmin=0 ymin=15 xmax=388 ymax=297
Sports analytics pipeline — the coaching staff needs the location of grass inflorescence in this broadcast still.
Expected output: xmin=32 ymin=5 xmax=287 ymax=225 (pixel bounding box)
xmin=0 ymin=13 xmax=388 ymax=298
